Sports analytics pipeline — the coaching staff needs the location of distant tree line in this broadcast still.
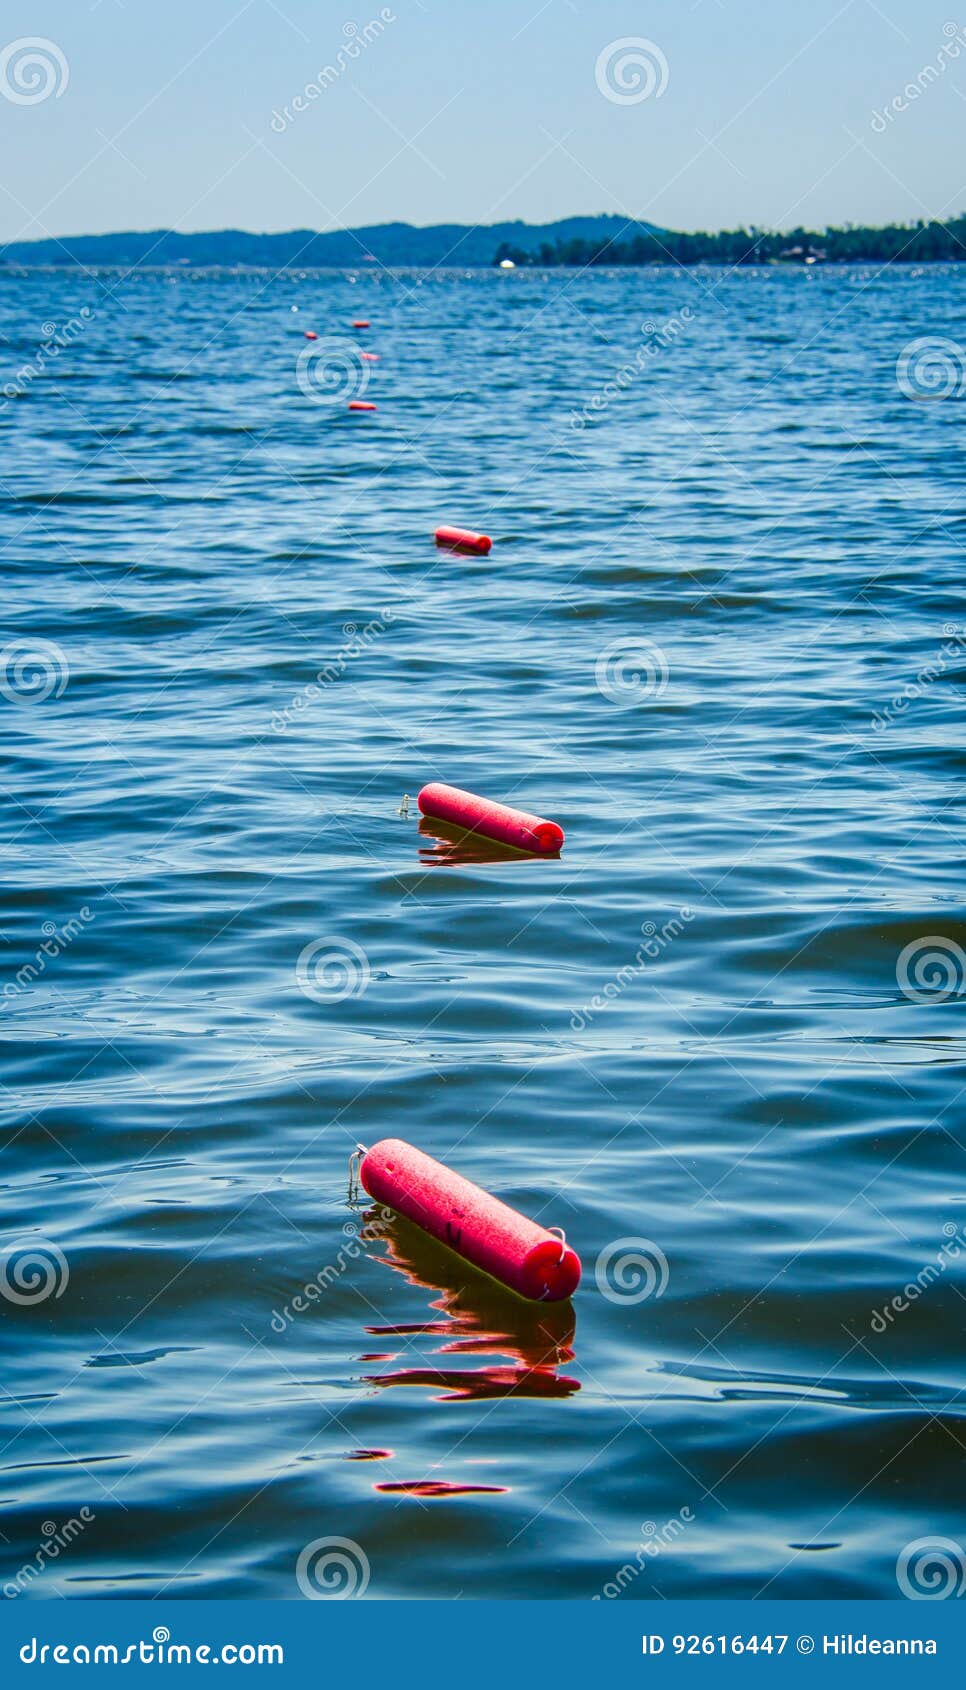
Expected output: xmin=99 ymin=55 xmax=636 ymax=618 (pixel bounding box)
xmin=494 ymin=218 xmax=966 ymax=267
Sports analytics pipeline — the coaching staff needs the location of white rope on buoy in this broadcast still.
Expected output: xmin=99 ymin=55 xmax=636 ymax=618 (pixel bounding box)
xmin=547 ymin=1226 xmax=568 ymax=1264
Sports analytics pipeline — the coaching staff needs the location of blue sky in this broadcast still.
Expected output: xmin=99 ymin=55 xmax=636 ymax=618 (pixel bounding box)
xmin=0 ymin=0 xmax=964 ymax=240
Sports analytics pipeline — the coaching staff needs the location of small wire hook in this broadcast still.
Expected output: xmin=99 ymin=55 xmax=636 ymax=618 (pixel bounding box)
xmin=348 ymin=1142 xmax=368 ymax=1204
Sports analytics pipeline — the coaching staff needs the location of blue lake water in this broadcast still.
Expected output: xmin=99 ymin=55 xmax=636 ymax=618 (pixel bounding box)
xmin=0 ymin=263 xmax=964 ymax=1600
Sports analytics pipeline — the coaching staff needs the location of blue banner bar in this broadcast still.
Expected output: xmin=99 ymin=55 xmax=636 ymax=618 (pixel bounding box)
xmin=2 ymin=1600 xmax=962 ymax=1685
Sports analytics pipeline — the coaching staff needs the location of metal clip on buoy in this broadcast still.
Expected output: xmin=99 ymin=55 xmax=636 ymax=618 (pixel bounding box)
xmin=348 ymin=1143 xmax=369 ymax=1205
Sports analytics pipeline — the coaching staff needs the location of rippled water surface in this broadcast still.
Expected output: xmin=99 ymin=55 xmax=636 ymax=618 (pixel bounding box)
xmin=1 ymin=265 xmax=964 ymax=1600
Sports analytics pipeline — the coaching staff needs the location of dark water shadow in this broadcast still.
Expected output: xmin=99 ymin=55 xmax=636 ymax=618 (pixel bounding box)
xmin=416 ymin=816 xmax=560 ymax=868
xmin=359 ymin=1208 xmax=579 ymax=1402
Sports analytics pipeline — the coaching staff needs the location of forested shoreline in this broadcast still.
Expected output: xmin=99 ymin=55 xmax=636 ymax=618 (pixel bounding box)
xmin=494 ymin=218 xmax=966 ymax=267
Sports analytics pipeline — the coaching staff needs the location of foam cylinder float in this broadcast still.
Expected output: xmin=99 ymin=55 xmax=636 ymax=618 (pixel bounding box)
xmin=360 ymin=352 xmax=379 ymax=362
xmin=434 ymin=525 xmax=491 ymax=555
xmin=348 ymin=401 xmax=377 ymax=412
xmin=353 ymin=319 xmax=370 ymax=328
xmin=304 ymin=330 xmax=318 ymax=340
xmin=418 ymin=781 xmax=563 ymax=855
xmin=360 ymin=1138 xmax=581 ymax=1302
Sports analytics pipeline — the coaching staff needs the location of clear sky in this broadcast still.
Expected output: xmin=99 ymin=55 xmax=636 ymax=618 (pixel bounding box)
xmin=0 ymin=0 xmax=964 ymax=242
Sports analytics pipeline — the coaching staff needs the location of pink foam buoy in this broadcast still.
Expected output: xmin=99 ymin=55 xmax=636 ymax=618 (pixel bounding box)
xmin=418 ymin=782 xmax=563 ymax=856
xmin=434 ymin=525 xmax=491 ymax=555
xmin=360 ymin=351 xmax=379 ymax=362
xmin=360 ymin=1138 xmax=581 ymax=1302
xmin=304 ymin=330 xmax=318 ymax=340
xmin=348 ymin=401 xmax=377 ymax=411
xmin=353 ymin=319 xmax=370 ymax=328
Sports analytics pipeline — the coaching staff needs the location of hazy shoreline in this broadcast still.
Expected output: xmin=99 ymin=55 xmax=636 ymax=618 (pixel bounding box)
xmin=3 ymin=213 xmax=964 ymax=271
